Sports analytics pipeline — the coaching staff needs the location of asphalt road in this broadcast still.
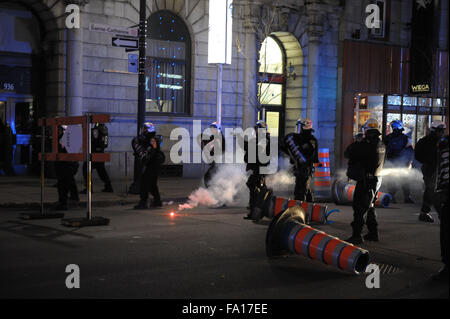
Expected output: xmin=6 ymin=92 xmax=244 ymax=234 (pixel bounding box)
xmin=0 ymin=201 xmax=448 ymax=299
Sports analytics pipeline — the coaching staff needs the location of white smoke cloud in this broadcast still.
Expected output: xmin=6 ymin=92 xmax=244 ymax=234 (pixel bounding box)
xmin=177 ymin=164 xmax=250 ymax=211
xmin=177 ymin=157 xmax=301 ymax=211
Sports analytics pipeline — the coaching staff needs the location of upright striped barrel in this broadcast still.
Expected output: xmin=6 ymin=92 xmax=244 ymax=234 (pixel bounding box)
xmin=314 ymin=148 xmax=332 ymax=199
xmin=331 ymin=179 xmax=392 ymax=208
xmin=266 ymin=206 xmax=370 ymax=275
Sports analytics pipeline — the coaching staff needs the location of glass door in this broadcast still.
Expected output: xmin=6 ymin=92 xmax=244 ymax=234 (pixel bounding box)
xmin=11 ymin=98 xmax=33 ymax=174
xmin=259 ymin=108 xmax=281 ymax=138
xmin=0 ymin=99 xmax=5 ymax=124
xmin=354 ymin=94 xmax=384 ymax=136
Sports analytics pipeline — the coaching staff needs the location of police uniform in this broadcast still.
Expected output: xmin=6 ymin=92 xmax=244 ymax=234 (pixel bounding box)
xmin=283 ymin=119 xmax=319 ymax=202
xmin=81 ymin=124 xmax=113 ymax=193
xmin=132 ymin=123 xmax=164 ymax=209
xmin=345 ymin=119 xmax=385 ymax=244
xmin=433 ymin=135 xmax=449 ymax=280
xmin=244 ymin=121 xmax=271 ymax=219
xmin=414 ymin=122 xmax=446 ymax=222
xmin=54 ymin=126 xmax=79 ymax=210
xmin=0 ymin=121 xmax=16 ymax=176
xmin=201 ymin=122 xmax=225 ymax=188
xmin=383 ymin=121 xmax=414 ymax=203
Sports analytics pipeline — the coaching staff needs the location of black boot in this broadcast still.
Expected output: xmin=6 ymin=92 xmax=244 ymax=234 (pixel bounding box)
xmin=244 ymin=207 xmax=253 ymax=219
xmin=134 ymin=200 xmax=148 ymax=210
xmin=149 ymin=198 xmax=162 ymax=208
xmin=419 ymin=212 xmax=434 ymax=223
xmin=347 ymin=222 xmax=364 ymax=245
xmin=363 ymin=232 xmax=379 ymax=242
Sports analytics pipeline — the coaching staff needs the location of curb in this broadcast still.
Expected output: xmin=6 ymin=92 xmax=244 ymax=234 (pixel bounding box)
xmin=0 ymin=197 xmax=188 ymax=210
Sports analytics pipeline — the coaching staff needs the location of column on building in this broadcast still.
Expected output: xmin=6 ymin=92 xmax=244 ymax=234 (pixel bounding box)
xmin=237 ymin=0 xmax=261 ymax=130
xmin=65 ymin=0 xmax=87 ymax=116
xmin=305 ymin=2 xmax=324 ymax=138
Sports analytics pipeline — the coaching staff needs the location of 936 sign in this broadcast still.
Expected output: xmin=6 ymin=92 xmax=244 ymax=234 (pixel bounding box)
xmin=2 ymin=82 xmax=15 ymax=91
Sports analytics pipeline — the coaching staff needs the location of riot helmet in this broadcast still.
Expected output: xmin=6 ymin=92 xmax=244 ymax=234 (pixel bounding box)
xmin=296 ymin=118 xmax=313 ymax=134
xmin=390 ymin=120 xmax=404 ymax=132
xmin=430 ymin=120 xmax=446 ymax=132
xmin=210 ymin=121 xmax=222 ymax=135
xmin=140 ymin=122 xmax=155 ymax=138
xmin=430 ymin=120 xmax=446 ymax=138
xmin=254 ymin=120 xmax=268 ymax=136
xmin=363 ymin=118 xmax=381 ymax=139
xmin=58 ymin=125 xmax=67 ymax=139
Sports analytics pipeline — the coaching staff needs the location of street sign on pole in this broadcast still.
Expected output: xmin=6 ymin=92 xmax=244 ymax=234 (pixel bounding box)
xmin=128 ymin=54 xmax=138 ymax=73
xmin=129 ymin=0 xmax=147 ymax=194
xmin=112 ymin=37 xmax=138 ymax=49
xmin=208 ymin=0 xmax=233 ymax=125
xmin=208 ymin=0 xmax=233 ymax=65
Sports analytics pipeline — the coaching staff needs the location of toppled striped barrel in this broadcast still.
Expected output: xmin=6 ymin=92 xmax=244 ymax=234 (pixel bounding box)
xmin=251 ymin=189 xmax=337 ymax=224
xmin=331 ymin=179 xmax=392 ymax=208
xmin=266 ymin=206 xmax=370 ymax=275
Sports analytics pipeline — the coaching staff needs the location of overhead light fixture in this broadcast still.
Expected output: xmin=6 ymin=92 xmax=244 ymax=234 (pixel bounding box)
xmin=288 ymin=62 xmax=296 ymax=80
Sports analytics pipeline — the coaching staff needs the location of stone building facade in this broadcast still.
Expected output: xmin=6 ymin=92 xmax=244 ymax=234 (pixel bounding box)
xmin=0 ymin=0 xmax=448 ymax=179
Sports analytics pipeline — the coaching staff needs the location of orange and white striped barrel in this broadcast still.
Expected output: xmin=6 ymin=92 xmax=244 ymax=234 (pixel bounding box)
xmin=266 ymin=197 xmax=299 ymax=218
xmin=331 ymin=179 xmax=392 ymax=208
xmin=263 ymin=195 xmax=330 ymax=224
xmin=314 ymin=148 xmax=332 ymax=199
xmin=266 ymin=206 xmax=370 ymax=275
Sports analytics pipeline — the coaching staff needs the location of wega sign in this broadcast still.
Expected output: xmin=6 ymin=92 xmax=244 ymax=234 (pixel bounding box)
xmin=411 ymin=84 xmax=431 ymax=93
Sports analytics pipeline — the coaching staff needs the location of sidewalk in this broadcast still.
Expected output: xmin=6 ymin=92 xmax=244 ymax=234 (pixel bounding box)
xmin=0 ymin=175 xmax=201 ymax=209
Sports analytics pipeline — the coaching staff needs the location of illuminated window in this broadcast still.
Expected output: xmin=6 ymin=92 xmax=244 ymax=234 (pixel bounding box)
xmin=258 ymin=83 xmax=282 ymax=105
xmin=257 ymin=35 xmax=285 ymax=138
xmin=259 ymin=36 xmax=283 ymax=74
xmin=146 ymin=11 xmax=191 ymax=114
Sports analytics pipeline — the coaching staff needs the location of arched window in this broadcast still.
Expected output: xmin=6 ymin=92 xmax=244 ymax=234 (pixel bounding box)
xmin=146 ymin=10 xmax=191 ymax=114
xmin=258 ymin=35 xmax=285 ymax=137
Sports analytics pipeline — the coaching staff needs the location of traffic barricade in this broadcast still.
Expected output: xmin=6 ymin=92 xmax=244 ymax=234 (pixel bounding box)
xmin=331 ymin=179 xmax=392 ymax=208
xmin=250 ymin=189 xmax=339 ymax=224
xmin=20 ymin=114 xmax=110 ymax=226
xmin=265 ymin=206 xmax=370 ymax=275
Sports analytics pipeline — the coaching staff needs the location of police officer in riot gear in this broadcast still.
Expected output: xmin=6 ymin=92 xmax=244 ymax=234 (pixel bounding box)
xmin=54 ymin=125 xmax=79 ymax=210
xmin=0 ymin=120 xmax=16 ymax=176
xmin=80 ymin=123 xmax=113 ymax=194
xmin=345 ymin=118 xmax=386 ymax=244
xmin=132 ymin=122 xmax=164 ymax=209
xmin=283 ymin=118 xmax=319 ymax=202
xmin=243 ymin=120 xmax=272 ymax=220
xmin=432 ymin=134 xmax=449 ymax=281
xmin=383 ymin=120 xmax=414 ymax=203
xmin=415 ymin=120 xmax=446 ymax=223
xmin=201 ymin=121 xmax=225 ymax=188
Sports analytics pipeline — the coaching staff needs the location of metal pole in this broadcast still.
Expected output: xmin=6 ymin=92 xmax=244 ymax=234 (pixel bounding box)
xmin=125 ymin=152 xmax=128 ymax=195
xmin=130 ymin=0 xmax=147 ymax=193
xmin=216 ymin=63 xmax=223 ymax=125
xmin=86 ymin=115 xmax=92 ymax=220
xmin=40 ymin=120 xmax=45 ymax=214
